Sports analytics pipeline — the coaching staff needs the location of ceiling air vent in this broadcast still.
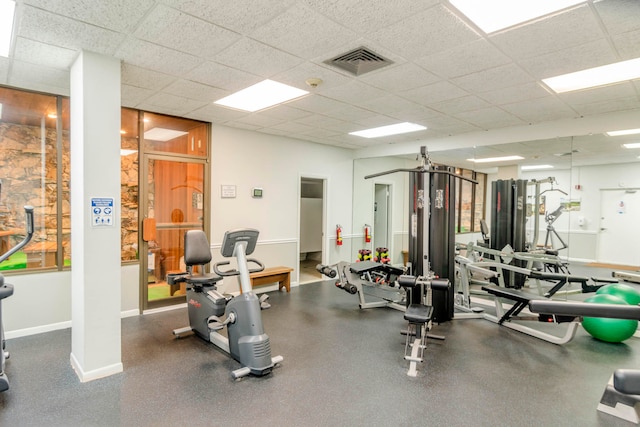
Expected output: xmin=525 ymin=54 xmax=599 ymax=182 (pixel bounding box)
xmin=324 ymin=47 xmax=393 ymax=76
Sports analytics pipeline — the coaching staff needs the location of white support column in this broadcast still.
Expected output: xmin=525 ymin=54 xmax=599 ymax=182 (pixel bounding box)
xmin=69 ymin=50 xmax=123 ymax=382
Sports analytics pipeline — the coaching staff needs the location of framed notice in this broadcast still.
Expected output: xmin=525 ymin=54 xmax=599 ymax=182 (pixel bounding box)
xmin=221 ymin=185 xmax=236 ymax=199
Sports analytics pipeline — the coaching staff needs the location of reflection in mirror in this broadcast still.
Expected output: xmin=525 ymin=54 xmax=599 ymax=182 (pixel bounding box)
xmin=352 ymin=156 xmax=417 ymax=266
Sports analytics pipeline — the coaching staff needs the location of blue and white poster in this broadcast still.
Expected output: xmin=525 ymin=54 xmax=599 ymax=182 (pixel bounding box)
xmin=91 ymin=197 xmax=114 ymax=227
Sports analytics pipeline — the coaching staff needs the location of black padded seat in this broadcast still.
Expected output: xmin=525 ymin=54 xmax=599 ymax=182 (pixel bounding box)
xmin=404 ymin=304 xmax=433 ymax=324
xmin=187 ymin=274 xmax=220 ymax=286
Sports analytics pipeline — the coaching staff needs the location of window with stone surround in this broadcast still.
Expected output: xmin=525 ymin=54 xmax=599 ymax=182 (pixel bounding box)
xmin=0 ymin=87 xmax=143 ymax=271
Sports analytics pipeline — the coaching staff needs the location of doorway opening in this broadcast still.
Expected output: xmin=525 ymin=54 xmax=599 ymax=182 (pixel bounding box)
xmin=299 ymin=177 xmax=326 ymax=284
xmin=374 ymin=183 xmax=391 ymax=252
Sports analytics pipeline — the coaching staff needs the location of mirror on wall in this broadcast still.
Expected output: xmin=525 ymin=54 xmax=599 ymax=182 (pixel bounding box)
xmin=352 ymin=129 xmax=640 ymax=270
xmin=351 ymin=155 xmax=416 ymax=266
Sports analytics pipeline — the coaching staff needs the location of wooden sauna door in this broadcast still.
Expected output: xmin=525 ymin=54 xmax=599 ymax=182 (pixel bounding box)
xmin=141 ymin=154 xmax=206 ymax=309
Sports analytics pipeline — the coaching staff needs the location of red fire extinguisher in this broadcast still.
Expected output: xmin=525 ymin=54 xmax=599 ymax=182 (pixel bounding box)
xmin=336 ymin=224 xmax=343 ymax=246
xmin=364 ymin=224 xmax=371 ymax=243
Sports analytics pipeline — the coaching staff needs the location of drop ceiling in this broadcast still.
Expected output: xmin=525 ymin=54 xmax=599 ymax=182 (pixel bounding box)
xmin=1 ymin=0 xmax=639 ymax=168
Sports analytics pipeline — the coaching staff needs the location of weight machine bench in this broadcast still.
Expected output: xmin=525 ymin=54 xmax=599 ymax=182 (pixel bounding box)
xmin=481 ymin=284 xmax=580 ymax=345
xmin=398 ymin=275 xmax=449 ymax=377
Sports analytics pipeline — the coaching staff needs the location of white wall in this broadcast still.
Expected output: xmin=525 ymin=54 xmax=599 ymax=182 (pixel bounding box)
xmin=5 ymin=125 xmax=355 ymax=334
xmin=204 ymin=125 xmax=354 ymax=292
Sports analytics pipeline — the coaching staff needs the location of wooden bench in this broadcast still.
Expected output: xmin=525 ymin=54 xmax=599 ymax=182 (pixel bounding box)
xmin=249 ymin=266 xmax=293 ymax=293
xmin=23 ymin=241 xmax=58 ymax=268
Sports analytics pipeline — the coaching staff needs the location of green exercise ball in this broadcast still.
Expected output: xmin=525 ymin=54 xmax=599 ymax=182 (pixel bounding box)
xmin=582 ymin=294 xmax=638 ymax=343
xmin=596 ymin=283 xmax=640 ymax=306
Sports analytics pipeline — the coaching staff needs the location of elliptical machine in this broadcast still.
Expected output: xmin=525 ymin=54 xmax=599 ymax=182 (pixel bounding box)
xmin=172 ymin=228 xmax=283 ymax=379
xmin=0 ymin=203 xmax=35 ymax=392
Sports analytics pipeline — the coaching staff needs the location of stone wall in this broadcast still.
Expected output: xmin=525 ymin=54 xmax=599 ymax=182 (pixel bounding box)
xmin=0 ymin=122 xmax=140 ymax=264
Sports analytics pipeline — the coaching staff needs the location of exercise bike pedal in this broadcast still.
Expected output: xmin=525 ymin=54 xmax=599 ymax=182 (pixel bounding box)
xmin=259 ymin=294 xmax=271 ymax=310
xmin=207 ymin=315 xmax=226 ymax=331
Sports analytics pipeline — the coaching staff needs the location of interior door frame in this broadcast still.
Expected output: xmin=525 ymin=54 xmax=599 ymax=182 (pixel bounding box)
xmin=139 ymin=152 xmax=210 ymax=312
xmin=297 ymin=174 xmax=328 ymax=285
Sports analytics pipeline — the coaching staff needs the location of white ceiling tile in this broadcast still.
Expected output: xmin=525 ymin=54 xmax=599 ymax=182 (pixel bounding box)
xmin=321 ymin=104 xmax=378 ymax=122
xmin=18 ymin=6 xmax=125 ymax=55
xmin=368 ymin=4 xmax=480 ymax=58
xmin=452 ymin=63 xmax=535 ymax=94
xmin=519 ymin=38 xmax=617 ymax=79
xmin=454 ymin=107 xmax=526 ymax=130
xmin=490 ymin=5 xmax=604 ymax=60
xmin=352 ymin=114 xmax=401 ymax=129
xmin=214 ymin=38 xmax=304 ymax=77
xmin=572 ymin=95 xmax=640 ymax=117
xmin=559 ymin=82 xmax=637 ymax=106
xmin=8 ymin=60 xmax=70 ymax=95
xmin=121 ymin=64 xmax=176 ymax=91
xmin=266 ymin=121 xmax=316 ymax=134
xmin=13 ymin=37 xmax=77 ymax=70
xmin=291 ymin=94 xmax=349 ymax=115
xmin=271 ymin=62 xmax=353 ymax=93
xmin=416 ymin=39 xmax=511 ymax=79
xmin=302 ymin=0 xmax=439 ymax=35
xmin=478 ymin=82 xmax=550 ymax=106
xmin=250 ymin=3 xmax=359 ymax=60
xmin=233 ymin=114 xmax=286 ymax=128
xmin=401 ymin=80 xmax=468 ymax=105
xmin=595 ymin=0 xmax=640 ymax=35
xmin=185 ymin=104 xmax=248 ymax=123
xmin=138 ymin=92 xmax=209 ymax=116
xmin=121 ymin=84 xmax=155 ymax=107
xmin=116 ymin=38 xmax=203 ymax=76
xmin=161 ymin=0 xmax=295 ymax=34
xmin=319 ymin=80 xmax=387 ymax=106
xmin=134 ymin=5 xmax=241 ymax=59
xmin=257 ymin=105 xmax=313 ymax=122
xmin=185 ymin=61 xmax=260 ymax=92
xmin=22 ymin=0 xmax=155 ymax=32
xmin=358 ymin=63 xmax=439 ymax=92
xmin=162 ymin=80 xmax=227 ymax=103
xmin=295 ymin=114 xmax=351 ymax=132
xmin=357 ymin=95 xmax=428 ymax=117
xmin=501 ymin=97 xmax=577 ymax=124
xmin=430 ymin=95 xmax=492 ymax=115
xmin=612 ymin=29 xmax=640 ymax=59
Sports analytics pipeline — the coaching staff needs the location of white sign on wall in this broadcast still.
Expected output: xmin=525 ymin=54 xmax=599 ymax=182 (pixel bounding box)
xmin=91 ymin=197 xmax=114 ymax=227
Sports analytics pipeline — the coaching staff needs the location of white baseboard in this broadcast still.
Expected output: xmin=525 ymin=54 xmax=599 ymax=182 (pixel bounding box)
xmin=70 ymin=352 xmax=123 ymax=382
xmin=6 ymin=320 xmax=72 ymax=339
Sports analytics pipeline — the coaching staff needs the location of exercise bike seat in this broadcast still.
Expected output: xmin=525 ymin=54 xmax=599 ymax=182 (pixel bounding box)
xmin=183 ymin=230 xmax=221 ymax=287
xmin=404 ymin=304 xmax=433 ymax=324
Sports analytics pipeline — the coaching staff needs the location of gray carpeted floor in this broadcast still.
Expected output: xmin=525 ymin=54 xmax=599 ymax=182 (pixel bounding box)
xmin=0 ymin=279 xmax=638 ymax=426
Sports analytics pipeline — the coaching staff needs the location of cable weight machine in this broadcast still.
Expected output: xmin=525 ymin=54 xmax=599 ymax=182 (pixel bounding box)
xmin=365 ymin=146 xmax=477 ymax=322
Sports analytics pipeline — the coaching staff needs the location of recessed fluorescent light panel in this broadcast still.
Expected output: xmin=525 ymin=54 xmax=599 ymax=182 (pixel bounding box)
xmin=349 ymin=122 xmax=427 ymax=138
xmin=0 ymin=0 xmax=16 ymax=57
xmin=467 ymin=155 xmax=524 ymax=163
xmin=543 ymin=57 xmax=640 ymax=93
xmin=214 ymin=79 xmax=309 ymax=112
xmin=606 ymin=128 xmax=640 ymax=137
xmin=449 ymin=0 xmax=584 ymax=34
xmin=623 ymin=143 xmax=640 ymax=149
xmin=144 ymin=128 xmax=188 ymax=142
xmin=521 ymin=164 xmax=553 ymax=171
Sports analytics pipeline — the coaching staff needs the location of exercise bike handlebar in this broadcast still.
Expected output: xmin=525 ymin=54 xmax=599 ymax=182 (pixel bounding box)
xmin=0 ymin=205 xmax=35 ymax=264
xmin=213 ymin=258 xmax=265 ymax=277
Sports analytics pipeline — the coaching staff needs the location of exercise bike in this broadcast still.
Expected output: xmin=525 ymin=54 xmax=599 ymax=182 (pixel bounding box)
xmin=172 ymin=228 xmax=283 ymax=379
xmin=0 ymin=204 xmax=35 ymax=392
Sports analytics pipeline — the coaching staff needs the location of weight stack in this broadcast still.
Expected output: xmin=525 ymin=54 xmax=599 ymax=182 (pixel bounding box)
xmin=429 ymin=165 xmax=456 ymax=322
xmin=490 ymin=179 xmax=527 ymax=288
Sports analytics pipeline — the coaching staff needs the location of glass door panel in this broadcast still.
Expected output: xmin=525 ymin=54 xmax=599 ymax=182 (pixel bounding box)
xmin=143 ymin=156 xmax=205 ymax=308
